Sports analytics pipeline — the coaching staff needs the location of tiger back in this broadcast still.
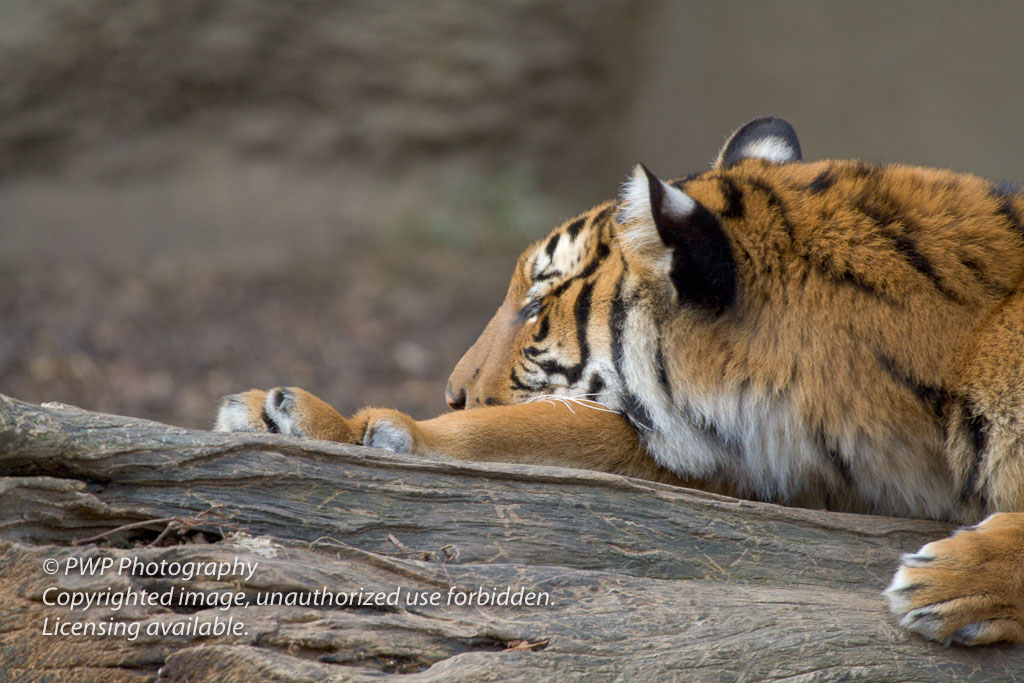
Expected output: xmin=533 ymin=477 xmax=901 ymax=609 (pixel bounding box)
xmin=447 ymin=116 xmax=1024 ymax=523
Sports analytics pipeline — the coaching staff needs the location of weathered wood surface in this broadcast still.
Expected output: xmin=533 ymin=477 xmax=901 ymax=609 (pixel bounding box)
xmin=1 ymin=393 xmax=1022 ymax=681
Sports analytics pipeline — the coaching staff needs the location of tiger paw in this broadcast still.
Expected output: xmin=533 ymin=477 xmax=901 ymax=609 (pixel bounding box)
xmin=214 ymin=387 xmax=356 ymax=443
xmin=884 ymin=512 xmax=1024 ymax=645
xmin=214 ymin=389 xmax=270 ymax=433
xmin=356 ymin=408 xmax=420 ymax=454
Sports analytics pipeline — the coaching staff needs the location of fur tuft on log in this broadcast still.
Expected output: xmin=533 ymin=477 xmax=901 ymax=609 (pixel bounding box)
xmin=1 ymin=393 xmax=1021 ymax=681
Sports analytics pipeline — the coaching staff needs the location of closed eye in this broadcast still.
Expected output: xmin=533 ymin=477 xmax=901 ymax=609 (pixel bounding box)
xmin=520 ymin=300 xmax=543 ymax=321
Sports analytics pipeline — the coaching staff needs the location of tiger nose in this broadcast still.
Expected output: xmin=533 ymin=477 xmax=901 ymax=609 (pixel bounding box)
xmin=445 ymin=386 xmax=467 ymax=411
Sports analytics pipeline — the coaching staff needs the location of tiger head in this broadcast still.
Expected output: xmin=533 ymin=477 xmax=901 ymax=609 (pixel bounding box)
xmin=446 ymin=116 xmax=800 ymax=421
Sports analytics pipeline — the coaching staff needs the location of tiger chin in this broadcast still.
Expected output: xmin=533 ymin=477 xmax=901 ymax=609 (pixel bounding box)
xmin=215 ymin=116 xmax=1024 ymax=647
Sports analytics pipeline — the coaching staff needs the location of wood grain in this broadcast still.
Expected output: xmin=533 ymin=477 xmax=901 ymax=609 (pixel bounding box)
xmin=1 ymin=394 xmax=1021 ymax=681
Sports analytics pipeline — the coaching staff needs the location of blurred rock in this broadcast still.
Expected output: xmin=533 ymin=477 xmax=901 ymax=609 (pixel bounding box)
xmin=0 ymin=0 xmax=646 ymax=183
xmin=392 ymin=341 xmax=432 ymax=378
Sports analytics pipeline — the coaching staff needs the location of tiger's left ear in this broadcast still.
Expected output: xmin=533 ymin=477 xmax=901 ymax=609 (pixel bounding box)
xmin=619 ymin=164 xmax=736 ymax=315
xmin=714 ymin=116 xmax=801 ymax=169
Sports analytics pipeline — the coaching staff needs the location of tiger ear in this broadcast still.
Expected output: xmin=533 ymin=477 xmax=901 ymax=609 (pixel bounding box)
xmin=618 ymin=164 xmax=736 ymax=315
xmin=714 ymin=116 xmax=801 ymax=169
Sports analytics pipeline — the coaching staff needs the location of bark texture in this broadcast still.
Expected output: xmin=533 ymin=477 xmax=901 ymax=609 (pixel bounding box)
xmin=1 ymin=393 xmax=1021 ymax=681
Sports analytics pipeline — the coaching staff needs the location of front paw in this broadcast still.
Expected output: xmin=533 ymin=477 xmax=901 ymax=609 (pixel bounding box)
xmin=262 ymin=387 xmax=306 ymax=436
xmin=358 ymin=409 xmax=419 ymax=454
xmin=215 ymin=387 xmax=356 ymax=442
xmin=884 ymin=513 xmax=1024 ymax=645
xmin=214 ymin=389 xmax=271 ymax=433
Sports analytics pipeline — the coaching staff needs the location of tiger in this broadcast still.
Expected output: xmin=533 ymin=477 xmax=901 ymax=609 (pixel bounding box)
xmin=215 ymin=116 xmax=1024 ymax=647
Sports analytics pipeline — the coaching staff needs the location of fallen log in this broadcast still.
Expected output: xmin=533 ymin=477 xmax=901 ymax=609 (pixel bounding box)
xmin=1 ymin=393 xmax=1021 ymax=681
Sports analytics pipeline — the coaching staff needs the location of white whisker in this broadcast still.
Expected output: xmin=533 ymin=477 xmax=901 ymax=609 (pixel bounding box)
xmin=525 ymin=394 xmax=618 ymax=415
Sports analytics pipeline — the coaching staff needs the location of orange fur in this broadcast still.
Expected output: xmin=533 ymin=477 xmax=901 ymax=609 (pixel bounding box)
xmin=215 ymin=117 xmax=1024 ymax=645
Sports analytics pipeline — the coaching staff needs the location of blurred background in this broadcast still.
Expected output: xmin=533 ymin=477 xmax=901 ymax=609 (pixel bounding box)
xmin=2 ymin=1 xmax=1022 ymax=428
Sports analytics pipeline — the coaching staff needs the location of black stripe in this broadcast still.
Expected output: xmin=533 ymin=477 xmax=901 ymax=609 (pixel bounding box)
xmin=959 ymin=256 xmax=1011 ymax=297
xmin=849 ymin=161 xmax=880 ymax=178
xmin=992 ymin=183 xmax=1024 ymax=237
xmin=591 ymin=205 xmax=613 ymax=227
xmin=620 ymin=391 xmax=654 ymax=431
xmin=533 ymin=358 xmax=582 ymax=385
xmin=544 ymin=233 xmax=561 ymax=257
xmin=654 ymin=338 xmax=672 ymax=400
xmin=566 ymin=216 xmax=585 ymax=239
xmin=509 ymin=368 xmax=534 ymax=391
xmin=718 ymin=177 xmax=745 ymax=219
xmin=860 ymin=199 xmax=959 ymax=301
xmin=571 ymin=280 xmax=593 ymax=376
xmin=548 ymin=241 xmax=610 ymax=299
xmin=807 ymin=170 xmax=834 ymax=194
xmin=959 ymin=403 xmax=989 ymax=504
xmin=534 ymin=231 xmax=565 ymax=281
xmin=747 ymin=177 xmax=786 ymax=211
xmin=531 ymin=315 xmax=550 ymax=342
xmin=260 ymin=408 xmax=279 ymax=434
xmin=669 ymin=172 xmax=702 ymax=189
xmin=886 ymin=230 xmax=960 ymax=300
xmin=578 ymin=241 xmax=611 ymax=280
xmin=857 ymin=198 xmax=902 ymax=229
xmin=832 ymin=270 xmax=893 ymax=302
xmin=877 ymin=354 xmax=949 ymax=420
xmin=811 ymin=252 xmax=897 ymax=304
xmin=549 ymin=278 xmax=575 ymax=300
xmin=608 ymin=273 xmax=653 ymax=431
xmin=746 ymin=177 xmax=795 ymax=240
xmin=610 ymin=274 xmax=627 ymax=382
xmin=534 ymin=269 xmax=562 ymax=282
xmin=889 ymin=233 xmax=934 ymax=278
xmin=587 ymin=374 xmax=605 ymax=397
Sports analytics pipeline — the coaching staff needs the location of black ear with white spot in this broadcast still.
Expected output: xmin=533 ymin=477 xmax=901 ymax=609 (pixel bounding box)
xmin=619 ymin=164 xmax=736 ymax=315
xmin=715 ymin=116 xmax=801 ymax=169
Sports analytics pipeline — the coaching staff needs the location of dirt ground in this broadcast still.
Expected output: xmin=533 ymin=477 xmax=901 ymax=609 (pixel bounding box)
xmin=0 ymin=243 xmax=516 ymax=430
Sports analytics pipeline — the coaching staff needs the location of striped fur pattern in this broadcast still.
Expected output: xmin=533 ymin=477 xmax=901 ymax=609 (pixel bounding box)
xmin=449 ymin=124 xmax=1024 ymax=523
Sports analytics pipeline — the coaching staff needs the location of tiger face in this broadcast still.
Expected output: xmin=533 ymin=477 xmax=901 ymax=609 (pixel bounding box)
xmin=446 ymin=201 xmax=626 ymax=411
xmin=447 ymin=116 xmax=1024 ymax=521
